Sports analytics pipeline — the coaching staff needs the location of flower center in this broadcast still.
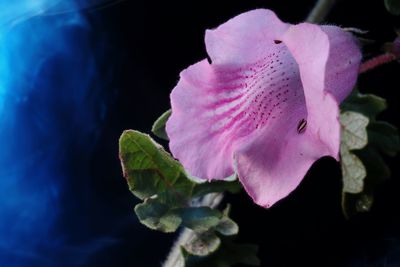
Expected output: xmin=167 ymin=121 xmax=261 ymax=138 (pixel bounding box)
xmin=204 ymin=43 xmax=307 ymax=141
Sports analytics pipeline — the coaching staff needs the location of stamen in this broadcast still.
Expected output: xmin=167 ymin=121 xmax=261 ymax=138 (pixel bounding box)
xmin=297 ymin=119 xmax=307 ymax=134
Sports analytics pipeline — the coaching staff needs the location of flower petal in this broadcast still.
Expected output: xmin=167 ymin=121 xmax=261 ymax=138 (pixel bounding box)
xmin=167 ymin=41 xmax=307 ymax=180
xmin=205 ymin=9 xmax=290 ymax=65
xmin=234 ymin=95 xmax=339 ymax=207
xmin=321 ymin=26 xmax=362 ymax=102
xmin=166 ymin=60 xmax=236 ymax=179
xmin=282 ymin=23 xmax=358 ymax=156
xmin=234 ymin=24 xmax=355 ymax=207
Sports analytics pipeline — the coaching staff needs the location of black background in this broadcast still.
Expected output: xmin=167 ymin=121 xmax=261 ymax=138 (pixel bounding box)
xmin=81 ymin=1 xmax=400 ymax=266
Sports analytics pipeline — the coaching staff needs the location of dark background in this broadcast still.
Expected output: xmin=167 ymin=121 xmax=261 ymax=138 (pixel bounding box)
xmin=2 ymin=0 xmax=399 ymax=267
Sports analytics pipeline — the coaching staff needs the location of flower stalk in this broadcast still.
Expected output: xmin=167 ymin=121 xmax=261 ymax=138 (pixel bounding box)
xmin=359 ymin=53 xmax=398 ymax=73
xmin=306 ymin=0 xmax=337 ymax=23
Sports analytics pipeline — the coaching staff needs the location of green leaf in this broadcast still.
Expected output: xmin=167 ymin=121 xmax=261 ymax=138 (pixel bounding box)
xmin=120 ymin=130 xmax=245 ymax=236
xmin=214 ymin=205 xmax=238 ymax=236
xmin=183 ymin=231 xmax=221 ymax=256
xmin=134 ymin=199 xmax=182 ymax=233
xmin=120 ymin=130 xmax=243 ymax=234
xmin=134 ymin=200 xmax=225 ymax=233
xmin=180 ymin=207 xmax=222 ymax=232
xmin=342 ymin=146 xmax=391 ymax=217
xmin=340 ymin=90 xmax=400 ymax=218
xmin=355 ymin=146 xmax=391 ymax=187
xmin=385 ymin=0 xmax=400 ymax=15
xmin=340 ymin=90 xmax=399 ymax=216
xmin=355 ymin=194 xmax=374 ymax=212
xmin=341 ymin=92 xmax=387 ymax=119
xmin=340 ymin=148 xmax=367 ymax=194
xmin=151 ymin=109 xmax=171 ymax=140
xmin=342 ymin=193 xmax=374 ymax=218
xmin=340 ymin=111 xmax=369 ymax=150
xmin=215 ymin=217 xmax=239 ymax=236
xmin=119 ymin=130 xmax=195 ymax=204
xmin=119 ymin=127 xmax=256 ymax=262
xmin=368 ymin=121 xmax=400 ymax=156
xmin=340 ymin=111 xmax=369 ymax=194
xmin=183 ymin=239 xmax=260 ymax=267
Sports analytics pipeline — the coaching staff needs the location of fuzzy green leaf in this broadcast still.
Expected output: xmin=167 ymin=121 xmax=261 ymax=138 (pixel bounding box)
xmin=342 ymin=193 xmax=374 ymax=218
xmin=214 ymin=205 xmax=238 ymax=236
xmin=385 ymin=0 xmax=400 ymax=15
xmin=180 ymin=207 xmax=222 ymax=232
xmin=368 ymin=121 xmax=400 ymax=156
xmin=120 ymin=130 xmax=244 ymax=234
xmin=151 ymin=109 xmax=171 ymax=140
xmin=215 ymin=217 xmax=239 ymax=236
xmin=134 ymin=200 xmax=226 ymax=233
xmin=340 ymin=148 xmax=367 ymax=194
xmin=355 ymin=146 xmax=391 ymax=186
xmin=134 ymin=199 xmax=182 ymax=233
xmin=340 ymin=111 xmax=369 ymax=150
xmin=120 ymin=129 xmax=258 ymax=264
xmin=183 ymin=231 xmax=221 ymax=256
xmin=341 ymin=92 xmax=387 ymax=119
xmin=340 ymin=90 xmax=399 ymax=216
xmin=119 ymin=130 xmax=195 ymax=204
xmin=340 ymin=111 xmax=369 ymax=194
xmin=342 ymin=143 xmax=392 ymax=217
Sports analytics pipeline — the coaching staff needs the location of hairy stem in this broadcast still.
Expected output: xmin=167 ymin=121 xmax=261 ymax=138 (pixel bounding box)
xmin=162 ymin=193 xmax=224 ymax=267
xmin=306 ymin=0 xmax=338 ymax=23
xmin=359 ymin=53 xmax=398 ymax=73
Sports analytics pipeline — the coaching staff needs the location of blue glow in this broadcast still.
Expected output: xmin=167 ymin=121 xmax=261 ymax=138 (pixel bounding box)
xmin=0 ymin=1 xmax=113 ymax=266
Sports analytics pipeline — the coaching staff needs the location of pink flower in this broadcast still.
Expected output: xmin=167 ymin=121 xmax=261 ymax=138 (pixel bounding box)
xmin=166 ymin=9 xmax=361 ymax=207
